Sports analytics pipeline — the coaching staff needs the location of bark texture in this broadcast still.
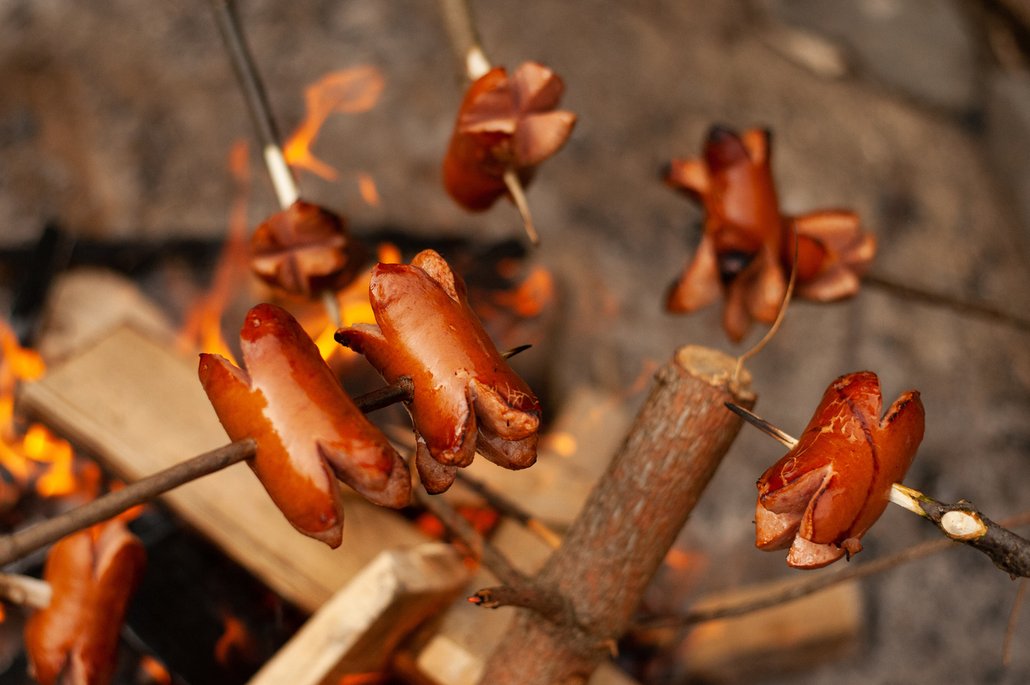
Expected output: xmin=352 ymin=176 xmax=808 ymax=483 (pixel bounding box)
xmin=478 ymin=345 xmax=755 ymax=684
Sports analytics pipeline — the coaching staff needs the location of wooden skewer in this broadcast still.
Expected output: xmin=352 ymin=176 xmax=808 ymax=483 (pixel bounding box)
xmin=0 ymin=343 xmax=533 ymax=567
xmin=208 ymin=0 xmax=299 ymax=209
xmin=726 ymin=402 xmax=1030 ymax=577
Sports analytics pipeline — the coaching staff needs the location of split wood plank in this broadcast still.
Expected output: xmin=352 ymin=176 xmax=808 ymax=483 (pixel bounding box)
xmin=248 ymin=543 xmax=469 ymax=685
xmin=18 ymin=324 xmax=428 ymax=613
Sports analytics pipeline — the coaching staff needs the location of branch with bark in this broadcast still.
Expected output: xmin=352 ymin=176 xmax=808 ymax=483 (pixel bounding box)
xmin=474 ymin=345 xmax=754 ymax=684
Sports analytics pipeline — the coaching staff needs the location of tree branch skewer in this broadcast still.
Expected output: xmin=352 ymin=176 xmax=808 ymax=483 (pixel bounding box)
xmin=728 ymin=402 xmax=1030 ymax=578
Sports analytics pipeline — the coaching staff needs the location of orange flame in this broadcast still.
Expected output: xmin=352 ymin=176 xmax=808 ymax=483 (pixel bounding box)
xmin=25 ymin=425 xmax=77 ymax=497
xmin=315 ymin=243 xmax=401 ymax=361
xmin=0 ymin=318 xmax=89 ymax=498
xmin=138 ymin=656 xmax=172 ymax=685
xmin=543 ymin=431 xmax=577 ymax=458
xmin=339 ymin=674 xmax=389 ymax=685
xmin=356 ymin=171 xmax=380 ymax=207
xmin=284 ymin=66 xmax=385 ymax=182
xmin=0 ymin=323 xmax=44 ymax=383
xmin=178 ymin=140 xmax=252 ymax=363
xmin=214 ymin=612 xmax=257 ymax=667
xmin=492 ymin=266 xmax=555 ymax=318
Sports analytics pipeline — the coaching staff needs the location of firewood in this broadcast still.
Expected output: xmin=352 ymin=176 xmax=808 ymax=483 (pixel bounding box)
xmin=34 ymin=268 xmax=171 ymax=362
xmin=248 ymin=543 xmax=469 ymax=685
xmin=17 ymin=324 xmax=428 ymax=613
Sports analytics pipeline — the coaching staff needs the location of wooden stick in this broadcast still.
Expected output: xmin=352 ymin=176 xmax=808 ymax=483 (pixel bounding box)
xmin=502 ymin=169 xmax=540 ymax=247
xmin=0 ymin=381 xmax=404 ymax=567
xmin=437 ymin=0 xmax=491 ymax=80
xmin=635 ymin=509 xmax=1030 ymax=633
xmin=208 ymin=0 xmax=299 ymax=209
xmin=0 ymin=439 xmax=256 ymax=568
xmin=0 ymin=572 xmax=52 ymax=609
xmin=864 ymin=272 xmax=1030 ymax=333
xmin=455 ymin=471 xmax=561 ymax=549
xmin=479 ymin=345 xmax=755 ymax=684
xmin=0 ymin=342 xmax=535 ymax=569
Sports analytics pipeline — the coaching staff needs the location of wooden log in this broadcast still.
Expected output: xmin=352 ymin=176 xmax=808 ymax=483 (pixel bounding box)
xmin=479 ymin=345 xmax=754 ymax=684
xmin=248 ymin=543 xmax=470 ymax=685
xmin=17 ymin=324 xmax=428 ymax=613
xmin=33 ymin=268 xmax=172 ymax=362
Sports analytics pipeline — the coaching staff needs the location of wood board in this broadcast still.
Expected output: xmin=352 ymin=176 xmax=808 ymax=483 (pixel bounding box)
xmin=248 ymin=543 xmax=469 ymax=685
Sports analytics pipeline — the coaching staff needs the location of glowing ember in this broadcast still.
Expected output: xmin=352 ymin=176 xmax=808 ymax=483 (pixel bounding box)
xmin=284 ymin=66 xmax=386 ymax=182
xmin=664 ymin=547 xmax=699 ymax=572
xmin=214 ymin=612 xmax=257 ymax=666
xmin=492 ymin=265 xmax=555 ymax=318
xmin=356 ymin=171 xmax=380 ymax=207
xmin=338 ymin=673 xmax=389 ymax=685
xmin=0 ymin=318 xmax=89 ymax=498
xmin=0 ymin=323 xmax=44 ymax=382
xmin=25 ymin=425 xmax=77 ymax=498
xmin=178 ymin=140 xmax=252 ymax=363
xmin=545 ymin=431 xmax=578 ymax=458
xmin=138 ymin=655 xmax=172 ymax=685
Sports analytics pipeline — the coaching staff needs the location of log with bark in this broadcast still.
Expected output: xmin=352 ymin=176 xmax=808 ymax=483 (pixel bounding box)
xmin=477 ymin=345 xmax=754 ymax=684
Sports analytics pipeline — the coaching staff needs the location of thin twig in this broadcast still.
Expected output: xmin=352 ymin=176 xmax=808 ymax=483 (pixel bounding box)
xmin=353 ymin=376 xmax=414 ymax=413
xmin=437 ymin=0 xmax=491 ymax=80
xmin=889 ymin=485 xmax=1030 ymax=578
xmin=724 ymin=402 xmax=798 ymax=449
xmin=0 ymin=440 xmax=257 ymax=568
xmin=209 ymin=0 xmax=299 ymax=208
xmin=503 ymin=169 xmax=540 ymax=247
xmin=636 ymin=509 xmax=1030 ymax=632
xmin=733 ymin=230 xmax=798 ymax=385
xmin=0 ymin=336 xmax=533 ymax=568
xmin=455 ymin=471 xmax=562 ymax=549
xmin=1003 ymin=579 xmax=1028 ymax=666
xmin=864 ymin=273 xmax=1030 ymax=333
xmin=415 ymin=488 xmax=576 ymax=628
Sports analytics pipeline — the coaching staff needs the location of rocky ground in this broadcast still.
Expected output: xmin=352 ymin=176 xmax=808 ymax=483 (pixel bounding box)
xmin=1 ymin=1 xmax=1028 ymax=683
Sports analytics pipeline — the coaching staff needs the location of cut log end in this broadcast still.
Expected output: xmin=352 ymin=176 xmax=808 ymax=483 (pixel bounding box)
xmin=674 ymin=345 xmax=754 ymax=402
